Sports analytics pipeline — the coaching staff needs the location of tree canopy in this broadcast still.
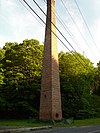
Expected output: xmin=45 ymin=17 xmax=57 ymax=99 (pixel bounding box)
xmin=0 ymin=39 xmax=100 ymax=119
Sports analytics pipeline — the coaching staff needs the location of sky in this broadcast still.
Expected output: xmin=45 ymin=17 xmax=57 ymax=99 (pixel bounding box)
xmin=0 ymin=0 xmax=100 ymax=65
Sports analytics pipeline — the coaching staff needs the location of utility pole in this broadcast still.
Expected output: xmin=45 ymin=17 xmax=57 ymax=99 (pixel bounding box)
xmin=39 ymin=0 xmax=62 ymax=121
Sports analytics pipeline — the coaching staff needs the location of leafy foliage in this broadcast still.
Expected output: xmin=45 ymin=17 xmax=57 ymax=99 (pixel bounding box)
xmin=0 ymin=48 xmax=5 ymax=85
xmin=0 ymin=39 xmax=100 ymax=119
xmin=59 ymin=51 xmax=99 ymax=119
xmin=0 ymin=39 xmax=43 ymax=119
xmin=91 ymin=62 xmax=100 ymax=96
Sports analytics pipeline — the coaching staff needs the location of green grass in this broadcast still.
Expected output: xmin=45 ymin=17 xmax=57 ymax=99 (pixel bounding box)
xmin=72 ymin=118 xmax=100 ymax=126
xmin=58 ymin=118 xmax=100 ymax=127
xmin=0 ymin=119 xmax=50 ymax=127
xmin=0 ymin=118 xmax=100 ymax=127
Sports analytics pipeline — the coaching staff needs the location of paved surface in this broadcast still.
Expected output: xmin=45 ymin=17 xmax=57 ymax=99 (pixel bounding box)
xmin=0 ymin=125 xmax=100 ymax=133
xmin=0 ymin=126 xmax=52 ymax=133
xmin=25 ymin=125 xmax=100 ymax=133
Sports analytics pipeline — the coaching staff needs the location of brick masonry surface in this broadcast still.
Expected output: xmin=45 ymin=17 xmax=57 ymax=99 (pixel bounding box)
xmin=39 ymin=0 xmax=62 ymax=121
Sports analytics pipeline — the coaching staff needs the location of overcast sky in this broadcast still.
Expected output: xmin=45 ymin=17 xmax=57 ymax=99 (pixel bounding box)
xmin=0 ymin=0 xmax=100 ymax=65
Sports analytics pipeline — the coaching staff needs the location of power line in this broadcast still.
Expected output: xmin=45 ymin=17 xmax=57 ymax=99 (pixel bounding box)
xmin=22 ymin=0 xmax=70 ymax=53
xmin=60 ymin=0 xmax=96 ymax=58
xmin=42 ymin=0 xmax=70 ymax=50
xmin=18 ymin=0 xmax=44 ymax=27
xmin=31 ymin=0 xmax=94 ymax=70
xmin=73 ymin=0 xmax=100 ymax=54
xmin=19 ymin=0 xmax=65 ymax=51
xmin=22 ymin=0 xmax=92 ymax=72
xmin=43 ymin=0 xmax=84 ymax=54
xmin=43 ymin=0 xmax=91 ymax=66
xmin=31 ymin=0 xmax=86 ymax=58
xmin=18 ymin=0 xmax=93 ymax=94
xmin=42 ymin=0 xmax=66 ymax=50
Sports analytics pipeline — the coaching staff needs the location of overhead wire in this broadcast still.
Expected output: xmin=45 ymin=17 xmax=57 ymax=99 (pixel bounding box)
xmin=37 ymin=0 xmax=94 ymax=90
xmin=42 ymin=0 xmax=71 ymax=50
xmin=21 ymin=0 xmax=93 ymax=72
xmin=73 ymin=0 xmax=100 ymax=54
xmin=18 ymin=0 xmax=63 ymax=50
xmin=56 ymin=12 xmax=83 ymax=53
xmin=32 ymin=0 xmax=94 ymax=71
xmin=18 ymin=0 xmax=44 ymax=27
xmin=21 ymin=0 xmax=70 ymax=53
xmin=31 ymin=0 xmax=77 ymax=51
xmin=31 ymin=0 xmax=91 ymax=66
xmin=42 ymin=0 xmax=93 ymax=69
xmin=43 ymin=0 xmax=84 ymax=54
xmin=18 ymin=0 xmax=94 ymax=94
xmin=60 ymin=0 xmax=96 ymax=59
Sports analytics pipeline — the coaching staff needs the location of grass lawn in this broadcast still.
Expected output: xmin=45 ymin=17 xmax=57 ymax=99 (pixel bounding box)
xmin=0 ymin=119 xmax=50 ymax=127
xmin=71 ymin=118 xmax=100 ymax=127
xmin=0 ymin=118 xmax=100 ymax=127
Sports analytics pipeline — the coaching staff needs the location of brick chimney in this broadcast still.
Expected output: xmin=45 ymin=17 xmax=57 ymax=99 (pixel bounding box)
xmin=39 ymin=0 xmax=62 ymax=121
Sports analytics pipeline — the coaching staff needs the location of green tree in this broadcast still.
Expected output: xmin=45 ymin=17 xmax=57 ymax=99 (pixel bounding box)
xmin=59 ymin=51 xmax=95 ymax=119
xmin=1 ymin=39 xmax=43 ymax=119
xmin=1 ymin=39 xmax=99 ymax=120
xmin=0 ymin=48 xmax=6 ymax=115
xmin=0 ymin=48 xmax=5 ymax=85
xmin=91 ymin=62 xmax=100 ymax=96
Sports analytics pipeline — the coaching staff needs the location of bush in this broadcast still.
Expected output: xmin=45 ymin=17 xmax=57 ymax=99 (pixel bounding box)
xmin=77 ymin=109 xmax=97 ymax=120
